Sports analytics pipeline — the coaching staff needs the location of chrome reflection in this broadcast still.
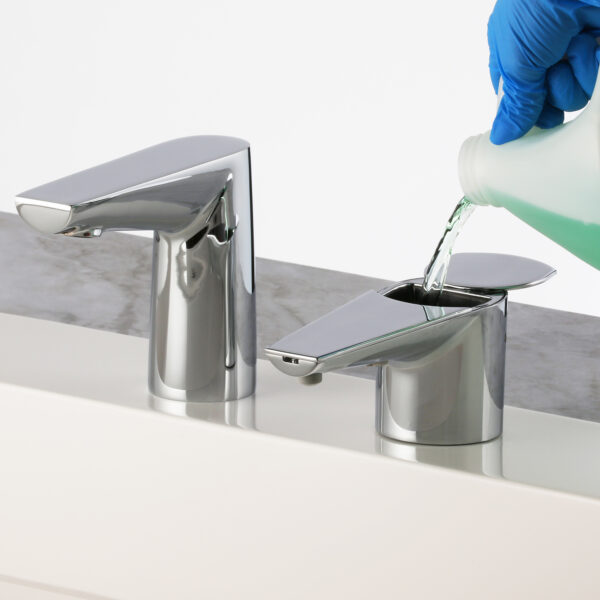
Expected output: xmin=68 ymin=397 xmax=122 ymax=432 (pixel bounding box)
xmin=378 ymin=434 xmax=503 ymax=478
xmin=150 ymin=395 xmax=256 ymax=429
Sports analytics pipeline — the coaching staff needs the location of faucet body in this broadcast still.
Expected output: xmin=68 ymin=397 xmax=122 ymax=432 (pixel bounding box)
xmin=16 ymin=136 xmax=256 ymax=402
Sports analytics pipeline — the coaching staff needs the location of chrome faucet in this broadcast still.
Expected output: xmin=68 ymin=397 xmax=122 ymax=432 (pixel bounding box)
xmin=16 ymin=136 xmax=256 ymax=402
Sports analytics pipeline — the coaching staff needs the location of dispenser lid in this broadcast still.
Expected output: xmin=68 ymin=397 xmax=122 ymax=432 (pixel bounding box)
xmin=444 ymin=253 xmax=556 ymax=292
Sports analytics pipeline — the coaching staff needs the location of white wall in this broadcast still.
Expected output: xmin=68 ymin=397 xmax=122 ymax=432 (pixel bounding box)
xmin=2 ymin=0 xmax=599 ymax=316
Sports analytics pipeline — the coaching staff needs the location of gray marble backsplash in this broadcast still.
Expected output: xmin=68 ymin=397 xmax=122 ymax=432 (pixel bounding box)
xmin=1 ymin=212 xmax=599 ymax=423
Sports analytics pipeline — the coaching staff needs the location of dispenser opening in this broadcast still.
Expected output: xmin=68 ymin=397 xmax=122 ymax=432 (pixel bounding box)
xmin=282 ymin=356 xmax=300 ymax=365
xmin=385 ymin=283 xmax=489 ymax=308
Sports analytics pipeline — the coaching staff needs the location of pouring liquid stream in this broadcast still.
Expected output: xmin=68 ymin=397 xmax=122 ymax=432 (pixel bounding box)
xmin=422 ymin=197 xmax=475 ymax=303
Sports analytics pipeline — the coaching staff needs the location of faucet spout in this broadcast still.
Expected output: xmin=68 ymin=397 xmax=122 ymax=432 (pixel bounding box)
xmin=17 ymin=136 xmax=256 ymax=402
xmin=17 ymin=169 xmax=231 ymax=238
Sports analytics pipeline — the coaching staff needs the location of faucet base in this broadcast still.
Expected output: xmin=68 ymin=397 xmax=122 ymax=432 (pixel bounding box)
xmin=145 ymin=145 xmax=256 ymax=403
xmin=375 ymin=298 xmax=506 ymax=446
xmin=149 ymin=364 xmax=256 ymax=403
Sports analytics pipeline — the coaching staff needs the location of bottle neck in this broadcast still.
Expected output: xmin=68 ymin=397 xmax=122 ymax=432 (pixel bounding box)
xmin=458 ymin=132 xmax=492 ymax=206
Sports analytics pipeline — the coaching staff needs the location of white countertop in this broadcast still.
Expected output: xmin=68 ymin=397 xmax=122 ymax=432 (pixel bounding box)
xmin=1 ymin=312 xmax=600 ymax=599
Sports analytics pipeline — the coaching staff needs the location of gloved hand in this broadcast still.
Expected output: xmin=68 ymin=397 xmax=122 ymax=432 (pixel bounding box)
xmin=488 ymin=0 xmax=600 ymax=144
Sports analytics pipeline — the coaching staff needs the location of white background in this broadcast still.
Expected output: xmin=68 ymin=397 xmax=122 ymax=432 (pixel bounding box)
xmin=2 ymin=0 xmax=599 ymax=316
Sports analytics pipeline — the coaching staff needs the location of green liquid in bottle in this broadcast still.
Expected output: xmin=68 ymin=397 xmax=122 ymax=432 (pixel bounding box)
xmin=499 ymin=195 xmax=600 ymax=270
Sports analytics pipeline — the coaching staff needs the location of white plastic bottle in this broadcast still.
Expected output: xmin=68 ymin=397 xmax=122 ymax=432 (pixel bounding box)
xmin=458 ymin=76 xmax=600 ymax=269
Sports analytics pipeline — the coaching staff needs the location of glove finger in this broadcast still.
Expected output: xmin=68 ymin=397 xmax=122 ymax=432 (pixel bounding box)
xmin=565 ymin=33 xmax=599 ymax=97
xmin=546 ymin=61 xmax=588 ymax=111
xmin=575 ymin=5 xmax=600 ymax=36
xmin=535 ymin=102 xmax=564 ymax=129
xmin=490 ymin=76 xmax=546 ymax=144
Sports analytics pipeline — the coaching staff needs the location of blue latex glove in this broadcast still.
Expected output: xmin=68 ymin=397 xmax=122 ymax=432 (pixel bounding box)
xmin=488 ymin=0 xmax=600 ymax=144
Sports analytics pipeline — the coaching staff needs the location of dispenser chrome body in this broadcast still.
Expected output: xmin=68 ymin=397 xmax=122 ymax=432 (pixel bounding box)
xmin=267 ymin=253 xmax=555 ymax=446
